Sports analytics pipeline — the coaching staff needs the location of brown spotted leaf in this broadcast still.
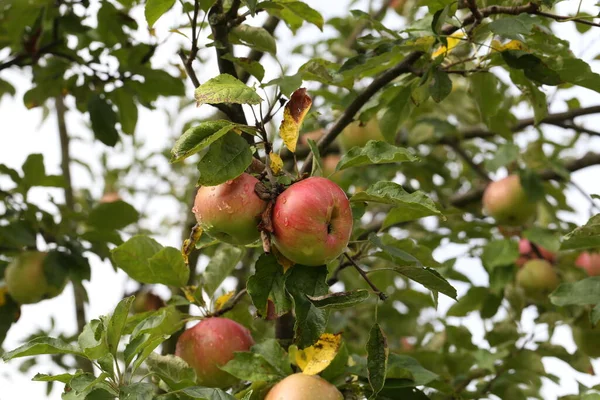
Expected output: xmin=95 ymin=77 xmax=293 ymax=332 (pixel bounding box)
xmin=278 ymin=88 xmax=312 ymax=153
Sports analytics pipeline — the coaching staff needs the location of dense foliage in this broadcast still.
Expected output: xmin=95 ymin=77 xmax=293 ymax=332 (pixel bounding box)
xmin=2 ymin=0 xmax=600 ymax=399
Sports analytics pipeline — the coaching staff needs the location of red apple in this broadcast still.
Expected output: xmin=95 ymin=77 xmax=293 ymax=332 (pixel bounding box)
xmin=338 ymin=119 xmax=384 ymax=151
xmin=516 ymin=259 xmax=559 ymax=299
xmin=4 ymin=251 xmax=66 ymax=304
xmin=265 ymin=373 xmax=343 ymax=400
xmin=482 ymin=175 xmax=536 ymax=226
xmin=175 ymin=317 xmax=254 ymax=388
xmin=192 ymin=173 xmax=267 ymax=245
xmin=516 ymin=239 xmax=555 ymax=267
xmin=575 ymin=252 xmax=600 ymax=276
xmin=272 ymin=177 xmax=353 ymax=266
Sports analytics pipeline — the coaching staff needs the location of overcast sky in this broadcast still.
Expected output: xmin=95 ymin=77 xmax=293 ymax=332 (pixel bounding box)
xmin=1 ymin=1 xmax=600 ymax=399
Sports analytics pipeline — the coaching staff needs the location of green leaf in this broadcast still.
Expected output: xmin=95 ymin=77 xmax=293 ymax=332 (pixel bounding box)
xmin=221 ymin=54 xmax=265 ymax=82
xmin=263 ymin=74 xmax=303 ymax=97
xmin=0 ymin=77 xmax=16 ymax=98
xmin=251 ymin=339 xmax=294 ymax=376
xmin=2 ymin=337 xmax=84 ymax=361
xmin=279 ymin=1 xmax=324 ymax=31
xmin=78 ymin=319 xmax=109 ymax=360
xmin=197 ymin=131 xmax=253 ymax=186
xmin=550 ymin=277 xmax=600 ymax=322
xmin=88 ymin=200 xmax=140 ymax=231
xmin=285 ymin=265 xmax=329 ymax=348
xmin=501 ymin=50 xmax=562 ymax=86
xmin=32 ymin=373 xmax=74 ymax=383
xmin=523 ymin=227 xmax=561 ymax=252
xmin=484 ymin=143 xmax=519 ymax=172
xmin=336 ymin=141 xmax=418 ymax=171
xmin=131 ymin=335 xmax=170 ymax=374
xmin=379 ymin=85 xmax=413 ymax=142
xmin=489 ymin=14 xmax=537 ymax=39
xmin=111 ymin=236 xmax=189 ymax=287
xmin=145 ymin=0 xmax=176 ymax=27
xmin=351 ymin=181 xmax=443 ymax=222
xmin=446 ymin=287 xmax=489 ymax=317
xmin=367 ymin=323 xmax=388 ymax=399
xmin=202 ymin=245 xmax=244 ymax=297
xmin=107 ymin=296 xmax=134 ymax=357
xmin=386 ymin=354 xmax=438 ymax=385
xmin=230 ymin=25 xmax=277 ymax=54
xmin=470 ymin=73 xmax=502 ymax=123
xmin=220 ymin=352 xmax=284 ymax=382
xmin=429 ymin=69 xmax=452 ymax=103
xmin=145 ymin=353 xmax=196 ymax=390
xmin=111 ymin=88 xmax=138 ymax=135
xmin=88 ymin=95 xmax=119 ymax=147
xmin=120 ymin=382 xmax=156 ymax=399
xmin=171 ymin=120 xmax=235 ymax=163
xmin=482 ymin=239 xmax=519 ymax=270
xmin=307 ymin=290 xmax=370 ymax=310
xmin=194 ymin=74 xmax=262 ymax=107
xmin=163 ymin=387 xmax=237 ymax=400
xmin=247 ymin=254 xmax=292 ymax=318
xmin=561 ymin=214 xmax=600 ymax=251
xmin=306 ymin=138 xmax=324 ymax=177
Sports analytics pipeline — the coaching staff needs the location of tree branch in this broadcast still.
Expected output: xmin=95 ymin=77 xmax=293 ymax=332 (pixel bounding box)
xmin=206 ymin=288 xmax=247 ymax=317
xmin=344 ymin=253 xmax=387 ymax=301
xmin=533 ymin=10 xmax=600 ymax=28
xmin=446 ymin=141 xmax=491 ymax=182
xmin=546 ymin=121 xmax=600 ymax=138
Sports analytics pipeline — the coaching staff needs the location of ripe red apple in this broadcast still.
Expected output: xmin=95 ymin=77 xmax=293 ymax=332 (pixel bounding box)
xmin=175 ymin=317 xmax=254 ymax=388
xmin=516 ymin=239 xmax=555 ymax=267
xmin=516 ymin=259 xmax=559 ymax=299
xmin=575 ymin=252 xmax=600 ymax=276
xmin=4 ymin=252 xmax=66 ymax=304
xmin=192 ymin=173 xmax=267 ymax=245
xmin=272 ymin=177 xmax=353 ymax=266
xmin=482 ymin=175 xmax=536 ymax=226
xmin=132 ymin=291 xmax=165 ymax=313
xmin=265 ymin=373 xmax=343 ymax=400
xmin=338 ymin=119 xmax=384 ymax=151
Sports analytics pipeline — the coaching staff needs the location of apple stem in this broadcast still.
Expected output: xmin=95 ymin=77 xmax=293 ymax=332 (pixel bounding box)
xmin=343 ymin=253 xmax=388 ymax=301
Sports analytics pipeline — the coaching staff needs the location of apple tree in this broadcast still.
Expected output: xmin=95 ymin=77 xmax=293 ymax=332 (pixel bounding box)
xmin=2 ymin=0 xmax=600 ymax=399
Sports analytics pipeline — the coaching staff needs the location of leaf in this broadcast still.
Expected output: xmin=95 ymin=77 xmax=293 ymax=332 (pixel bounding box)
xmin=251 ymin=339 xmax=293 ymax=376
xmin=107 ymin=296 xmax=134 ymax=357
xmin=32 ymin=373 xmax=74 ymax=384
xmin=285 ymin=265 xmax=329 ymax=348
xmin=88 ymin=94 xmax=119 ymax=147
xmin=145 ymin=0 xmax=175 ymax=27
xmin=214 ymin=291 xmax=235 ymax=311
xmin=306 ymin=138 xmax=323 ymax=177
xmin=230 ymin=25 xmax=277 ymax=54
xmin=170 ymin=121 xmax=235 ymax=163
xmin=484 ymin=143 xmax=519 ymax=172
xmin=78 ymin=319 xmax=108 ymax=359
xmin=202 ymin=245 xmax=243 ymax=297
xmin=197 ymin=132 xmax=253 ymax=186
xmin=220 ymin=352 xmax=284 ymax=382
xmin=550 ymin=277 xmax=600 ymax=321
xmin=336 ymin=141 xmax=418 ymax=171
xmin=429 ymin=69 xmax=452 ymax=103
xmin=111 ymin=88 xmax=138 ymax=135
xmin=379 ymin=85 xmax=413 ymax=142
xmin=2 ymin=337 xmax=84 ymax=361
xmin=221 ymin=54 xmax=265 ymax=82
xmin=145 ymin=353 xmax=196 ymax=391
xmin=88 ymin=200 xmax=140 ymax=231
xmin=165 ymin=387 xmax=237 ymax=400
xmin=111 ymin=236 xmax=190 ymax=287
xmin=295 ymin=333 xmax=342 ymax=375
xmin=561 ymin=214 xmax=600 ymax=251
xmin=386 ymin=354 xmax=438 ymax=385
xmin=307 ymin=290 xmax=370 ymax=310
xmin=247 ymin=254 xmax=292 ymax=319
xmin=269 ymin=153 xmax=283 ymax=174
xmin=501 ymin=50 xmax=562 ymax=86
xmin=120 ymin=382 xmax=156 ymax=399
xmin=351 ymin=181 xmax=443 ymax=222
xmin=194 ymin=74 xmax=262 ymax=107
xmin=367 ymin=323 xmax=388 ymax=398
xmin=263 ymin=74 xmax=303 ymax=97
xmin=489 ymin=14 xmax=537 ymax=39
xmin=278 ymin=1 xmax=324 ymax=31
xmin=481 ymin=239 xmax=519 ymax=270
xmin=278 ymin=88 xmax=312 ymax=153
xmin=523 ymin=227 xmax=561 ymax=252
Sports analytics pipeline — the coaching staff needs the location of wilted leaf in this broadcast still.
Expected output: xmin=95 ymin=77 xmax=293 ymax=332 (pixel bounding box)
xmin=269 ymin=153 xmax=283 ymax=174
xmin=295 ymin=332 xmax=342 ymax=375
xmin=279 ymin=88 xmax=312 ymax=153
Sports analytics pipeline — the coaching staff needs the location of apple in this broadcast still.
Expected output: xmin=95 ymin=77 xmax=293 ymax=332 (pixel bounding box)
xmin=272 ymin=177 xmax=353 ymax=266
xmin=516 ymin=259 xmax=559 ymax=299
xmin=575 ymin=252 xmax=600 ymax=276
xmin=4 ymin=251 xmax=66 ymax=304
xmin=192 ymin=173 xmax=267 ymax=245
xmin=132 ymin=291 xmax=165 ymax=313
xmin=265 ymin=373 xmax=343 ymax=400
xmin=482 ymin=175 xmax=536 ymax=226
xmin=516 ymin=239 xmax=555 ymax=267
xmin=338 ymin=119 xmax=384 ymax=151
xmin=175 ymin=317 xmax=254 ymax=388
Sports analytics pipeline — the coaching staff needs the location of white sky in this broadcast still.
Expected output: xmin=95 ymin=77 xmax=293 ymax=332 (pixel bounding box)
xmin=1 ymin=1 xmax=600 ymax=399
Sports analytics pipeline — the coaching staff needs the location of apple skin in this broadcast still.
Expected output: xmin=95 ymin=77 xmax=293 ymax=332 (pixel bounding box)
xmin=4 ymin=252 xmax=66 ymax=304
xmin=516 ymin=259 xmax=559 ymax=299
xmin=193 ymin=173 xmax=267 ymax=245
xmin=339 ymin=119 xmax=384 ymax=151
xmin=272 ymin=177 xmax=353 ymax=266
xmin=265 ymin=373 xmax=343 ymax=400
xmin=175 ymin=317 xmax=254 ymax=388
xmin=482 ymin=175 xmax=536 ymax=226
xmin=516 ymin=239 xmax=555 ymax=267
xmin=575 ymin=252 xmax=600 ymax=276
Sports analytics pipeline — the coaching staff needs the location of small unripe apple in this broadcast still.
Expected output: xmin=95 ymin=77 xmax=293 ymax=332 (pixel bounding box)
xmin=175 ymin=317 xmax=254 ymax=388
xmin=516 ymin=239 xmax=555 ymax=267
xmin=339 ymin=119 xmax=384 ymax=151
xmin=482 ymin=175 xmax=536 ymax=226
xmin=575 ymin=252 xmax=600 ymax=276
xmin=272 ymin=177 xmax=353 ymax=266
xmin=132 ymin=291 xmax=165 ymax=313
xmin=4 ymin=252 xmax=66 ymax=304
xmin=265 ymin=373 xmax=343 ymax=400
xmin=516 ymin=259 xmax=559 ymax=299
xmin=193 ymin=173 xmax=267 ymax=245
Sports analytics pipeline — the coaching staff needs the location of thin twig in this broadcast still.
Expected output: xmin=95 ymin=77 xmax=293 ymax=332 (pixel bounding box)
xmin=446 ymin=141 xmax=491 ymax=182
xmin=343 ymin=253 xmax=387 ymax=301
xmin=534 ymin=10 xmax=600 ymax=28
xmin=546 ymin=121 xmax=600 ymax=137
xmin=206 ymin=289 xmax=248 ymax=317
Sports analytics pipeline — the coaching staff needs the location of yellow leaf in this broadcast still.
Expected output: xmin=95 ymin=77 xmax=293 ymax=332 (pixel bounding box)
xmin=214 ymin=291 xmax=235 ymax=311
xmin=269 ymin=153 xmax=283 ymax=174
xmin=272 ymin=245 xmax=295 ymax=273
xmin=182 ymin=224 xmax=203 ymax=265
xmin=295 ymin=333 xmax=342 ymax=375
xmin=431 ymin=31 xmax=464 ymax=59
xmin=0 ymin=285 xmax=7 ymax=307
xmin=501 ymin=40 xmax=527 ymax=51
xmin=182 ymin=285 xmax=199 ymax=303
xmin=279 ymin=88 xmax=312 ymax=153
